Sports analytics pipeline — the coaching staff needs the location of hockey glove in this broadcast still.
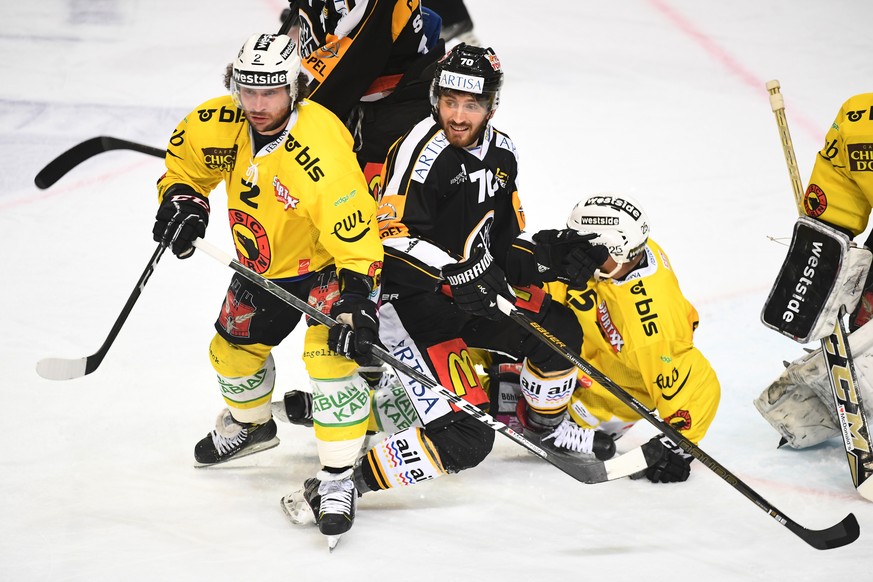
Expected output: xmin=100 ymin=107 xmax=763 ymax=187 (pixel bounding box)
xmin=327 ymin=271 xmax=380 ymax=366
xmin=505 ymin=233 xmax=550 ymax=286
xmin=638 ymin=434 xmax=692 ymax=483
xmin=153 ymin=186 xmax=210 ymax=259
xmin=443 ymin=245 xmax=513 ymax=320
xmin=531 ymin=229 xmax=609 ymax=287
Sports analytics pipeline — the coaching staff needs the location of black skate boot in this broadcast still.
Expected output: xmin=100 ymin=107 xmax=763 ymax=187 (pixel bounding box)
xmin=193 ymin=408 xmax=279 ymax=467
xmin=281 ymin=469 xmax=357 ymax=551
xmin=517 ymin=401 xmax=615 ymax=461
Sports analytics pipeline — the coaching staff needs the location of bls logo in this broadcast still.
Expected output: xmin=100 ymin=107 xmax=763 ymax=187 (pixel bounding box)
xmin=285 ymin=135 xmax=325 ymax=181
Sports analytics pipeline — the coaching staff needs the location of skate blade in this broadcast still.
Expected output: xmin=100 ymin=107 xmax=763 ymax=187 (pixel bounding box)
xmin=327 ymin=535 xmax=342 ymax=551
xmin=193 ymin=437 xmax=280 ymax=468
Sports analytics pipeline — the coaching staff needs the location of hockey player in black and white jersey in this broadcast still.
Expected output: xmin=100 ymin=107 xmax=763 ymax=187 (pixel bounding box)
xmin=280 ymin=43 xmax=614 ymax=541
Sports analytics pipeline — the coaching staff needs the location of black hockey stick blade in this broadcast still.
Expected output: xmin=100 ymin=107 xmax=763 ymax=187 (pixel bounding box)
xmin=34 ymin=136 xmax=165 ymax=189
xmin=36 ymin=243 xmax=167 ymax=380
xmin=786 ymin=512 xmax=859 ymax=550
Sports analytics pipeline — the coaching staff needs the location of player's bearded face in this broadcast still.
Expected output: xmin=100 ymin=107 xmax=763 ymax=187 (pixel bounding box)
xmin=438 ymin=92 xmax=491 ymax=148
xmin=239 ymin=86 xmax=293 ymax=135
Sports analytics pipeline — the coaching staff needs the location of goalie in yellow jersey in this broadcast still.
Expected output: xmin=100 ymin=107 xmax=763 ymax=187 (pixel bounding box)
xmin=151 ymin=33 xmax=383 ymax=544
xmin=506 ymin=193 xmax=722 ymax=483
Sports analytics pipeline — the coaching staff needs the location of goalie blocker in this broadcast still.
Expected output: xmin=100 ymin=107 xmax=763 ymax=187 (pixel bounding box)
xmin=762 ymin=216 xmax=871 ymax=344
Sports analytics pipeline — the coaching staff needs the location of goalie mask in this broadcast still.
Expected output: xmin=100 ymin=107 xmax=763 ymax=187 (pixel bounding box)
xmin=230 ymin=33 xmax=301 ymax=108
xmin=566 ymin=194 xmax=650 ymax=265
xmin=430 ymin=43 xmax=504 ymax=117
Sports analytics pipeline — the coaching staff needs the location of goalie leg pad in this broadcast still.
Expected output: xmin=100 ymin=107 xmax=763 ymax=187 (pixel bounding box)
xmin=754 ymin=375 xmax=840 ymax=449
xmin=755 ymin=321 xmax=873 ymax=448
xmin=762 ymin=216 xmax=871 ymax=343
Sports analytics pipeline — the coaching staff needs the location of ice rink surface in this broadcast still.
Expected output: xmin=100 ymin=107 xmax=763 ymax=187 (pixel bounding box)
xmin=2 ymin=1 xmax=872 ymax=579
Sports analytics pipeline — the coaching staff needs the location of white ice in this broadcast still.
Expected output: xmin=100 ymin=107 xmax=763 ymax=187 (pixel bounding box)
xmin=2 ymin=0 xmax=872 ymax=579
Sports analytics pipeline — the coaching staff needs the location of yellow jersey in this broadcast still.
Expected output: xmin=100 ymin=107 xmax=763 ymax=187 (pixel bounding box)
xmin=158 ymin=96 xmax=383 ymax=282
xmin=803 ymin=93 xmax=873 ymax=236
xmin=545 ymin=238 xmax=720 ymax=443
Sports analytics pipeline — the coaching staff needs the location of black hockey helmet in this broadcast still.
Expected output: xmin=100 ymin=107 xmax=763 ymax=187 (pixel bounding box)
xmin=430 ymin=43 xmax=504 ymax=116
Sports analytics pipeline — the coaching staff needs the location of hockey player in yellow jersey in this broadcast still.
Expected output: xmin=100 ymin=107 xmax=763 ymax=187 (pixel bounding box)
xmin=151 ymin=33 xmax=383 ymax=545
xmin=508 ymin=194 xmax=721 ymax=483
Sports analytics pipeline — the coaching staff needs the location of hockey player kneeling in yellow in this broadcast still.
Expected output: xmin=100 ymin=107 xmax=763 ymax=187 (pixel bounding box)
xmin=151 ymin=33 xmax=383 ymax=545
xmin=508 ymin=194 xmax=722 ymax=483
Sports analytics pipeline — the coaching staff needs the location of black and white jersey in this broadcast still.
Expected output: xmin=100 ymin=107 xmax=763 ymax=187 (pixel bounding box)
xmin=377 ymin=117 xmax=525 ymax=298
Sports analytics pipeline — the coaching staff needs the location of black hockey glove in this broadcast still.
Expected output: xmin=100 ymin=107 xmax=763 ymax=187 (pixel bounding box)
xmin=637 ymin=434 xmax=692 ymax=484
xmin=505 ymin=234 xmax=551 ymax=287
xmin=327 ymin=271 xmax=380 ymax=366
xmin=443 ymin=245 xmax=513 ymax=320
xmin=531 ymin=229 xmax=609 ymax=287
xmin=153 ymin=186 xmax=210 ymax=259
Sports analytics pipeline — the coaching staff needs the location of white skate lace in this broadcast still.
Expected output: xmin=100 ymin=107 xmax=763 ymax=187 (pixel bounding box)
xmin=211 ymin=409 xmax=248 ymax=455
xmin=212 ymin=428 xmax=248 ymax=455
xmin=542 ymin=420 xmax=595 ymax=453
xmin=318 ymin=478 xmax=355 ymax=516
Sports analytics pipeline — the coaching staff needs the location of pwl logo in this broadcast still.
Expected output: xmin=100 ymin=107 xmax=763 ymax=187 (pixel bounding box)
xmin=332 ymin=210 xmax=372 ymax=242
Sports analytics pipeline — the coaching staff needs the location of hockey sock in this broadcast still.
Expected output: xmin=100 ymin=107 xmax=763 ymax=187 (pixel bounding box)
xmin=355 ymin=427 xmax=446 ymax=492
xmin=519 ymin=359 xmax=576 ymax=429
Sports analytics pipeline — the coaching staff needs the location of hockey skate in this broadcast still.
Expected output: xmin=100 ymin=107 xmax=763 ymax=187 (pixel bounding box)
xmin=281 ymin=469 xmax=358 ymax=551
xmin=193 ymin=408 xmax=279 ymax=467
xmin=517 ymin=402 xmax=615 ymax=462
xmin=271 ymin=390 xmax=313 ymax=427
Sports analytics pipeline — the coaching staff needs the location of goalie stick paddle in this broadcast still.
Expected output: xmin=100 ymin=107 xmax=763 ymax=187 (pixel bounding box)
xmin=495 ymin=295 xmax=859 ymax=550
xmin=36 ymin=243 xmax=167 ymax=381
xmin=191 ymin=238 xmax=664 ymax=485
xmin=34 ymin=136 xmax=165 ymax=190
xmin=766 ymin=79 xmax=873 ymax=500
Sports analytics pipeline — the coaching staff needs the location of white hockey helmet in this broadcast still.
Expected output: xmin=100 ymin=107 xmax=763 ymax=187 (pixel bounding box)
xmin=566 ymin=193 xmax=650 ymax=264
xmin=230 ymin=33 xmax=301 ymax=107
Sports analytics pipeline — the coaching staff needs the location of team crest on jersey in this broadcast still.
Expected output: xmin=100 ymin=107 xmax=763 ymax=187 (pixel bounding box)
xmin=596 ymin=300 xmax=624 ymax=352
xmin=228 ymin=209 xmax=272 ymax=273
xmin=664 ymin=409 xmax=692 ymax=431
xmin=272 ymin=176 xmax=298 ymax=210
xmin=803 ymin=183 xmax=827 ymax=217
